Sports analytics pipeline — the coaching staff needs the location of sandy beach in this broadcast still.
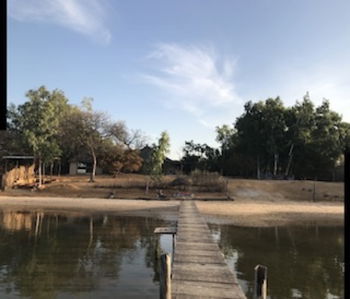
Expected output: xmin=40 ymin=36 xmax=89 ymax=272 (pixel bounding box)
xmin=0 ymin=196 xmax=343 ymax=227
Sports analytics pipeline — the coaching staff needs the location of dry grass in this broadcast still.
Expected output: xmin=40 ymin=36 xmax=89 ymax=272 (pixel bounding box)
xmin=227 ymin=179 xmax=343 ymax=202
xmin=190 ymin=171 xmax=227 ymax=192
xmin=0 ymin=174 xmax=343 ymax=203
xmin=3 ymin=165 xmax=36 ymax=189
xmin=197 ymin=200 xmax=343 ymax=227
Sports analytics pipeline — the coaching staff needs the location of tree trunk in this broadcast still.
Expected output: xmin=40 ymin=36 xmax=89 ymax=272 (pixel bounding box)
xmin=43 ymin=162 xmax=46 ymax=182
xmin=285 ymin=144 xmax=294 ymax=178
xmin=257 ymin=155 xmax=261 ymax=180
xmin=89 ymin=148 xmax=97 ymax=182
xmin=50 ymin=162 xmax=53 ymax=179
xmin=273 ymin=153 xmax=278 ymax=177
xmin=38 ymin=158 xmax=42 ymax=187
xmin=58 ymin=160 xmax=61 ymax=177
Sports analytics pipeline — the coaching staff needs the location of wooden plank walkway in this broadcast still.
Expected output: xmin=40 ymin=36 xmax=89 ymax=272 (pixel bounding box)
xmin=171 ymin=201 xmax=246 ymax=299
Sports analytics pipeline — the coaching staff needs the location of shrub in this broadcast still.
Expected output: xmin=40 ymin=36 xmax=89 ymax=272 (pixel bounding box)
xmin=190 ymin=170 xmax=227 ymax=192
xmin=168 ymin=176 xmax=191 ymax=190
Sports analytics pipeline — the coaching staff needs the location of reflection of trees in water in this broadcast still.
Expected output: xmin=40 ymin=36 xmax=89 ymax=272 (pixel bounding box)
xmin=210 ymin=224 xmax=344 ymax=299
xmin=0 ymin=211 xmax=166 ymax=298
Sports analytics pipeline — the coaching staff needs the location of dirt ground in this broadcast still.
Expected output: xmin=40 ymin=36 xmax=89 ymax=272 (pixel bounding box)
xmin=0 ymin=174 xmax=344 ymax=227
xmin=1 ymin=174 xmax=344 ymax=201
xmin=0 ymin=197 xmax=343 ymax=227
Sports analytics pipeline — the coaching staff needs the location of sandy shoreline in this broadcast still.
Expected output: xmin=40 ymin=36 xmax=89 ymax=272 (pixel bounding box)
xmin=0 ymin=196 xmax=344 ymax=227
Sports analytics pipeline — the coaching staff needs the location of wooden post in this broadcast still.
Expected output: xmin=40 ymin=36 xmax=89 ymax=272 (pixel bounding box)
xmin=159 ymin=253 xmax=171 ymax=299
xmin=254 ymin=265 xmax=267 ymax=299
xmin=172 ymin=234 xmax=176 ymax=257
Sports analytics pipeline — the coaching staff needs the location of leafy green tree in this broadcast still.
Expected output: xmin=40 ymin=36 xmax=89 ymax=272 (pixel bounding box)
xmin=284 ymin=94 xmax=315 ymax=177
xmin=309 ymin=100 xmax=345 ymax=178
xmin=235 ymin=100 xmax=267 ymax=178
xmin=60 ymin=98 xmax=109 ymax=182
xmin=150 ymin=131 xmax=170 ymax=175
xmin=181 ymin=140 xmax=219 ymax=173
xmin=8 ymin=86 xmax=69 ymax=185
xmin=216 ymin=125 xmax=235 ymax=151
xmin=220 ymin=94 xmax=350 ymax=180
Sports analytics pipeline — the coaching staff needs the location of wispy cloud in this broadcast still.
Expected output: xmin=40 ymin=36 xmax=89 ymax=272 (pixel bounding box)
xmin=142 ymin=43 xmax=242 ymax=127
xmin=9 ymin=0 xmax=111 ymax=44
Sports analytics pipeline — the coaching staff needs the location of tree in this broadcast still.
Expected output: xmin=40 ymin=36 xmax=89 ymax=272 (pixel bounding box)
xmin=60 ymin=98 xmax=109 ymax=182
xmin=216 ymin=125 xmax=235 ymax=151
xmin=107 ymin=121 xmax=146 ymax=150
xmin=218 ymin=94 xmax=350 ymax=180
xmin=284 ymin=94 xmax=316 ymax=177
xmin=122 ymin=150 xmax=143 ymax=173
xmin=99 ymin=143 xmax=143 ymax=176
xmin=181 ymin=140 xmax=219 ymax=173
xmin=150 ymin=131 xmax=170 ymax=175
xmin=8 ymin=86 xmax=69 ymax=186
xmin=235 ymin=100 xmax=267 ymax=178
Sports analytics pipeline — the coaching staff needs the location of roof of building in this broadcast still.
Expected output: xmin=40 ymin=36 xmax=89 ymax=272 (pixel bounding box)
xmin=2 ymin=156 xmax=35 ymax=160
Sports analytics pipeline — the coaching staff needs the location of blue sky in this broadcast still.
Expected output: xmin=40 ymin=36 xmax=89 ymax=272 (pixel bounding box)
xmin=8 ymin=0 xmax=350 ymax=159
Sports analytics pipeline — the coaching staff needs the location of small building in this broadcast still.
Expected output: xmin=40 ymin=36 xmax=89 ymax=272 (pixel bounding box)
xmin=69 ymin=161 xmax=103 ymax=175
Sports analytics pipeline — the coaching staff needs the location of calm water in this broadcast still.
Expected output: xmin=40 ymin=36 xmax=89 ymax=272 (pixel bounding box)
xmin=209 ymin=224 xmax=344 ymax=299
xmin=0 ymin=210 xmax=344 ymax=299
xmin=0 ymin=210 xmax=174 ymax=298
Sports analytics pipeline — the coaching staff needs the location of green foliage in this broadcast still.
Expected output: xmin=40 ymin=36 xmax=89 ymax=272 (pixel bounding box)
xmin=186 ymin=95 xmax=350 ymax=180
xmin=216 ymin=125 xmax=236 ymax=151
xmin=11 ymin=87 xmax=67 ymax=161
xmin=150 ymin=131 xmax=170 ymax=176
xmin=60 ymin=100 xmax=109 ymax=181
xmin=181 ymin=140 xmax=220 ymax=173
xmin=8 ymin=86 xmax=69 ymax=162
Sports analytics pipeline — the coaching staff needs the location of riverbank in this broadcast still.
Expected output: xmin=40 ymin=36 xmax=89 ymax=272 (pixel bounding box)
xmin=1 ymin=175 xmax=344 ymax=202
xmin=0 ymin=196 xmax=343 ymax=227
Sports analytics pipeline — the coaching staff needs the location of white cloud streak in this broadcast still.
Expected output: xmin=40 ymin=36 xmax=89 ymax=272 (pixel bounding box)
xmin=143 ymin=43 xmax=242 ymax=127
xmin=9 ymin=0 xmax=111 ymax=44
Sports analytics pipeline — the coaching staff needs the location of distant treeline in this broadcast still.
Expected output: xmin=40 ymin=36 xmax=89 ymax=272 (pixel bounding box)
xmin=181 ymin=94 xmax=350 ymax=181
xmin=1 ymin=86 xmax=170 ymax=185
xmin=1 ymin=87 xmax=349 ymax=182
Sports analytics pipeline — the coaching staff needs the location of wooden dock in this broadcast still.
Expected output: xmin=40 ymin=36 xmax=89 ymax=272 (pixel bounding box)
xmin=171 ymin=201 xmax=246 ymax=299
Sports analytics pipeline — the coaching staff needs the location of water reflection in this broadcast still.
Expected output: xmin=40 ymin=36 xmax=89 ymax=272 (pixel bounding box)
xmin=0 ymin=210 xmax=172 ymax=298
xmin=209 ymin=224 xmax=344 ymax=299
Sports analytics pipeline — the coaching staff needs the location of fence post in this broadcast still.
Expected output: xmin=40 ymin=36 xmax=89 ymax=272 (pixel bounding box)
xmin=160 ymin=253 xmax=171 ymax=299
xmin=254 ymin=265 xmax=267 ymax=299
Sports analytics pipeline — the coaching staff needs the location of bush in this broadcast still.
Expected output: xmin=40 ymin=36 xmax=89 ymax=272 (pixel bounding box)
xmin=168 ymin=176 xmax=191 ymax=190
xmin=190 ymin=170 xmax=227 ymax=192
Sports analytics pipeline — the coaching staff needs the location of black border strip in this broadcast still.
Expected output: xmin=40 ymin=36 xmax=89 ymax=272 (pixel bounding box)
xmin=0 ymin=0 xmax=7 ymax=130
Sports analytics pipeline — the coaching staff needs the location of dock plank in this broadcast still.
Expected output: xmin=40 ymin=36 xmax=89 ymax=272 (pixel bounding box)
xmin=172 ymin=201 xmax=246 ymax=299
